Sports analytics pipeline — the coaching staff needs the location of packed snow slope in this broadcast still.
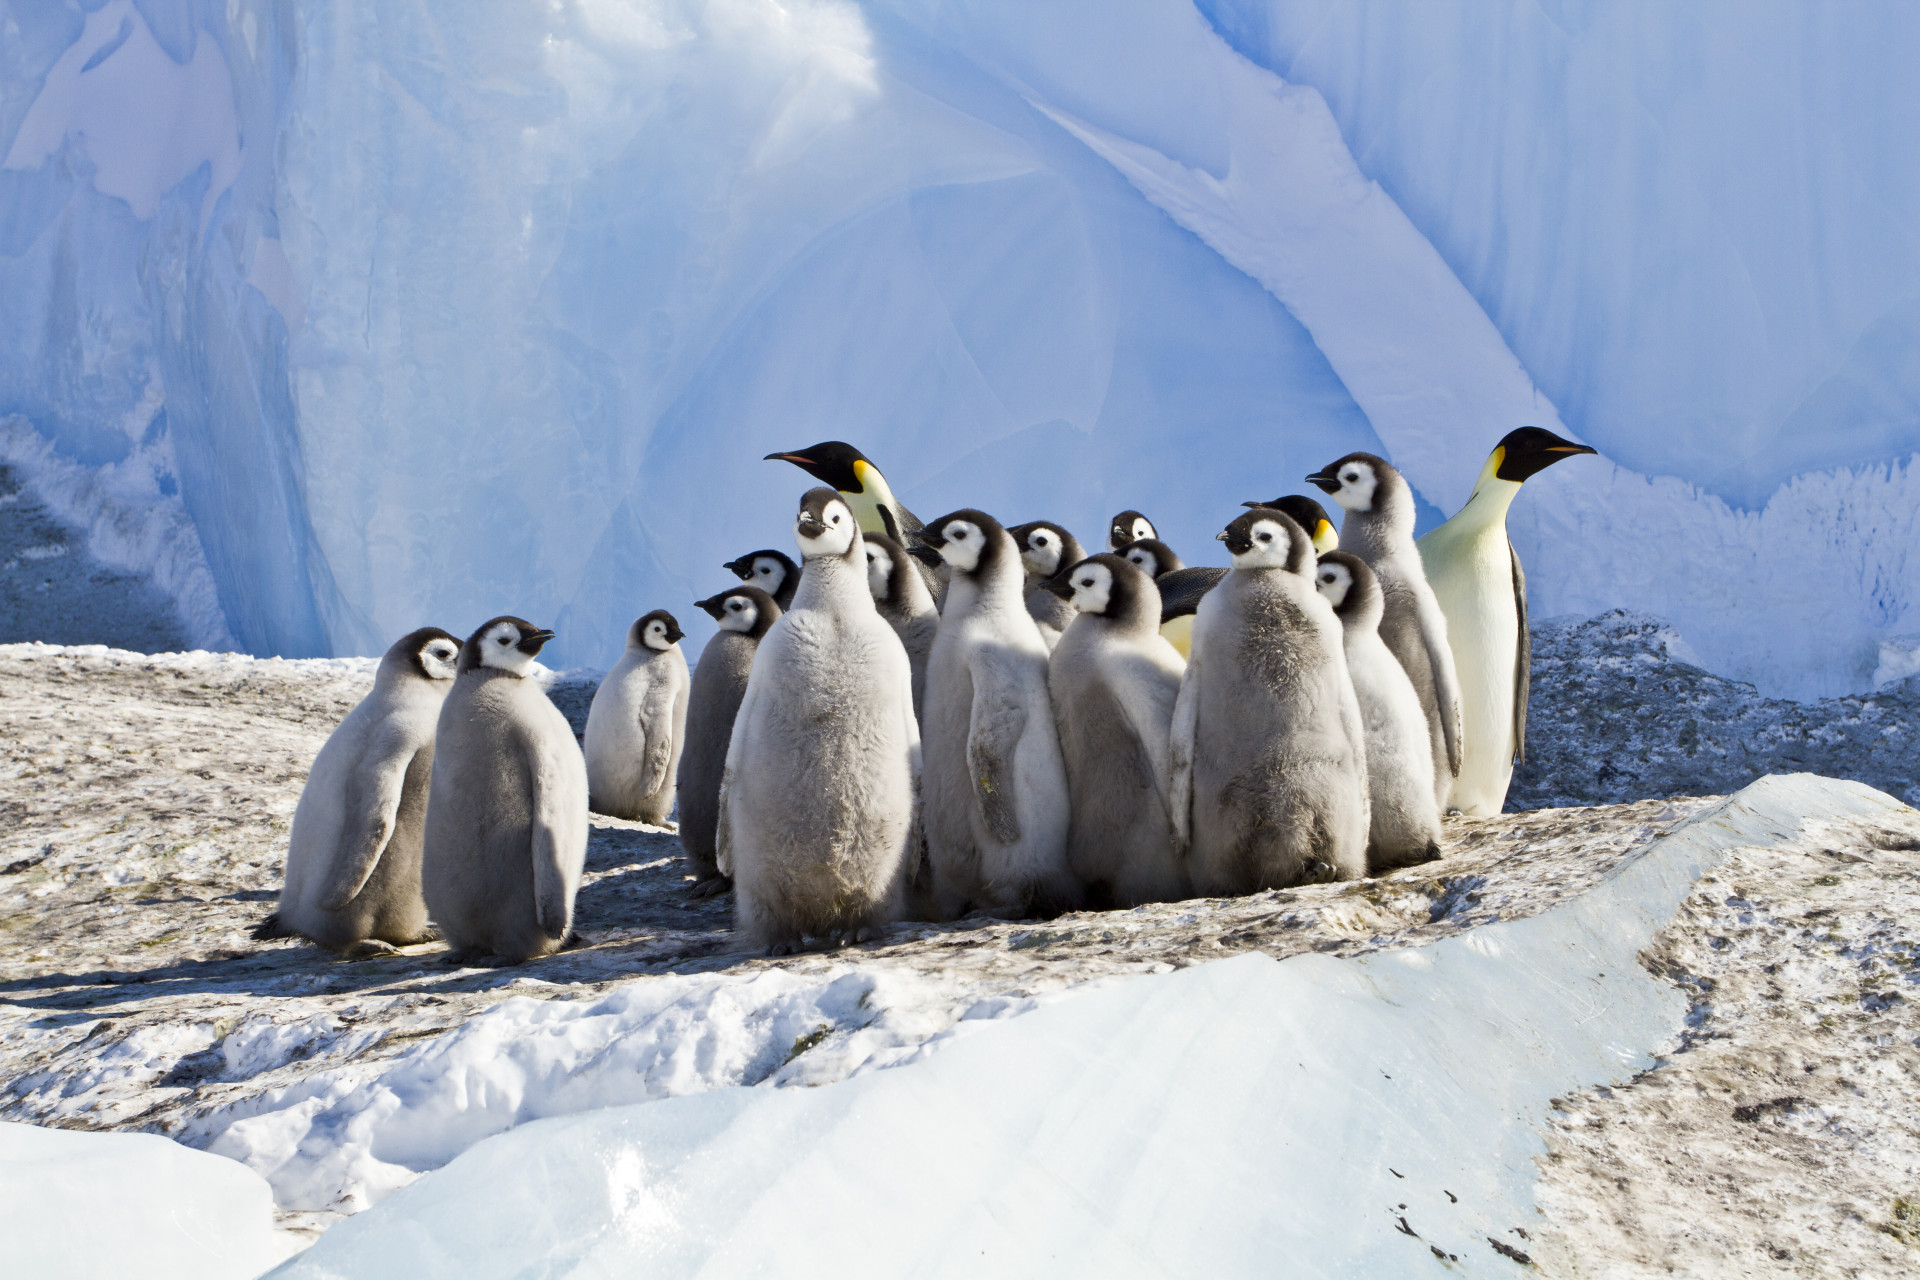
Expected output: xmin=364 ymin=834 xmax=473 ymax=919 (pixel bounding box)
xmin=4 ymin=1 xmax=1920 ymax=697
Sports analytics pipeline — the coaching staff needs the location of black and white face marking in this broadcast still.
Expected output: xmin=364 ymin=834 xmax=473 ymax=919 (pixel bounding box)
xmin=1123 ymin=544 xmax=1162 ymax=578
xmin=718 ymin=594 xmax=759 ymax=633
xmin=750 ymin=556 xmax=788 ymax=596
xmin=935 ymin=519 xmax=986 ymax=574
xmin=1318 ymin=459 xmax=1378 ymax=513
xmin=641 ymin=619 xmax=674 ymax=651
xmin=795 ymin=490 xmax=856 ymax=559
xmin=1315 ymin=559 xmax=1354 ymax=610
xmin=477 ymin=620 xmax=549 ymax=675
xmin=864 ymin=542 xmax=894 ymax=600
xmin=417 ymin=636 xmax=460 ymax=681
xmin=1107 ymin=510 xmax=1157 ymax=550
xmin=1021 ymin=527 xmax=1065 ymax=579
xmin=1220 ymin=516 xmax=1291 ymax=569
xmin=1067 ymin=561 xmax=1114 ymax=615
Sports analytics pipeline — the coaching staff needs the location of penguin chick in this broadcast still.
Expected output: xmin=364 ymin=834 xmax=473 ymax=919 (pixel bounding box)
xmin=1242 ymin=494 xmax=1340 ymax=555
xmin=1121 ymin=537 xmax=1225 ymax=661
xmin=1106 ymin=509 xmax=1158 ymax=552
xmin=676 ymin=587 xmax=780 ymax=896
xmin=262 ymin=627 xmax=460 ymax=956
xmin=722 ymin=550 xmax=799 ymax=611
xmin=1314 ymin=552 xmax=1443 ymax=871
xmin=917 ymin=508 xmax=1078 ymax=919
xmin=1307 ymin=452 xmax=1464 ymax=810
xmin=1169 ymin=509 xmax=1369 ymax=893
xmin=718 ymin=488 xmax=919 ymax=953
xmin=1045 ymin=555 xmax=1190 ymax=907
xmin=1416 ymin=427 xmax=1597 ymax=815
xmin=1006 ymin=519 xmax=1087 ymax=652
xmin=863 ymin=532 xmax=938 ymax=722
xmin=584 ymin=610 xmax=689 ymax=825
xmin=422 ymin=617 xmax=589 ymax=964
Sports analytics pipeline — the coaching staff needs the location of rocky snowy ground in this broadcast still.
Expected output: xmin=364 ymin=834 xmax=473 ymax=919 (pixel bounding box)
xmin=2 ymin=634 xmax=1918 ymax=1275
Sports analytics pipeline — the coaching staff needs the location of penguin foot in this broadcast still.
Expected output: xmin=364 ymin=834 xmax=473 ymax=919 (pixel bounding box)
xmin=441 ymin=947 xmax=486 ymax=968
xmin=339 ymin=940 xmax=401 ymax=960
xmin=410 ymin=926 xmax=443 ymax=944
xmin=688 ymin=875 xmax=733 ymax=900
xmin=474 ymin=953 xmax=523 ymax=969
xmin=766 ymin=940 xmax=802 ymax=957
xmin=561 ymin=931 xmax=587 ymax=951
xmin=249 ymin=912 xmax=294 ymax=942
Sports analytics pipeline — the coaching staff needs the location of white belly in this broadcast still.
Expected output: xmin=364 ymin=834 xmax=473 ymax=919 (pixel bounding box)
xmin=1423 ymin=533 xmax=1519 ymax=816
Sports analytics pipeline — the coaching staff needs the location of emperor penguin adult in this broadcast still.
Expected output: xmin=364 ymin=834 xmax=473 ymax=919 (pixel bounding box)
xmin=422 ymin=618 xmax=589 ymax=964
xmin=1242 ymin=494 xmax=1340 ymax=555
xmin=1106 ymin=510 xmax=1158 ymax=552
xmin=1006 ymin=520 xmax=1086 ymax=651
xmin=917 ymin=508 xmax=1078 ymax=919
xmin=257 ymin=627 xmax=460 ymax=955
xmin=1314 ymin=552 xmax=1443 ymax=871
xmin=1044 ymin=554 xmax=1189 ymax=907
xmin=766 ymin=441 xmax=939 ymax=596
xmin=1169 ymin=509 xmax=1369 ymax=894
xmin=863 ymin=532 xmax=938 ymax=722
xmin=722 ymin=550 xmax=799 ymax=611
xmin=1120 ymin=537 xmax=1225 ymax=661
xmin=584 ymin=610 xmax=689 ymax=825
xmin=676 ymin=587 xmax=780 ymax=896
xmin=1307 ymin=452 xmax=1464 ymax=810
xmin=1416 ymin=427 xmax=1597 ymax=815
xmin=718 ymin=488 xmax=920 ymax=953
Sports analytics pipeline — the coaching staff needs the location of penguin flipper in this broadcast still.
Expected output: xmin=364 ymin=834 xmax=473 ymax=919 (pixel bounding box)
xmin=527 ymin=739 xmax=581 ymax=940
xmin=318 ymin=732 xmax=414 ymax=910
xmin=1418 ymin=591 xmax=1465 ymax=778
xmin=1156 ymin=568 xmax=1227 ymax=624
xmin=1510 ymin=541 xmax=1529 ymax=766
xmin=966 ymin=668 xmax=1028 ymax=846
xmin=634 ymin=679 xmax=679 ymax=799
xmin=1167 ymin=648 xmax=1201 ymax=856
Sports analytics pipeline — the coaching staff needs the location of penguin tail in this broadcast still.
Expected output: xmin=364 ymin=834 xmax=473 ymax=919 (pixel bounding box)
xmin=250 ymin=912 xmax=294 ymax=942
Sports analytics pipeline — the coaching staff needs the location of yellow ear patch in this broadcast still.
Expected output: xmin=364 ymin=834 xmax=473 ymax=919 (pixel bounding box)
xmin=849 ymin=459 xmax=872 ymax=494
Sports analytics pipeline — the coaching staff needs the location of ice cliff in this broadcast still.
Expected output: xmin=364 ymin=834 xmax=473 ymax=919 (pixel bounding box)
xmin=3 ymin=1 xmax=1917 ymax=697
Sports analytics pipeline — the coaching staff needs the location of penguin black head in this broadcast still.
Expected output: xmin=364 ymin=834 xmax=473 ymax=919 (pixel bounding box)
xmin=1106 ymin=509 xmax=1157 ymax=551
xmin=918 ymin=508 xmax=1007 ymax=576
xmin=1006 ymin=520 xmax=1086 ymax=581
xmin=393 ymin=626 xmax=461 ymax=682
xmin=765 ymin=441 xmax=873 ymax=494
xmin=1305 ymin=452 xmax=1403 ymax=514
xmin=722 ymin=549 xmax=797 ymax=601
xmin=628 ymin=609 xmax=684 ymax=652
xmin=696 ymin=586 xmax=779 ymax=638
xmin=1119 ymin=537 xmax=1185 ymax=579
xmin=1491 ymin=427 xmax=1598 ymax=483
xmin=1313 ymin=550 xmax=1383 ymax=627
xmin=1048 ymin=553 xmax=1160 ymax=629
xmin=1217 ymin=508 xmax=1313 ymax=574
xmin=794 ymin=487 xmax=859 ymax=560
xmin=1242 ymin=495 xmax=1337 ymax=552
xmin=461 ymin=616 xmax=553 ymax=676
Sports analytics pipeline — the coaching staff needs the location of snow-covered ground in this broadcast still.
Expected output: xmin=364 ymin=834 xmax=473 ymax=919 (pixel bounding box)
xmin=4 ymin=642 xmax=1919 ymax=1275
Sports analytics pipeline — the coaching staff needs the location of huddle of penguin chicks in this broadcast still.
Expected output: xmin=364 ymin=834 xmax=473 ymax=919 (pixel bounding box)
xmin=262 ymin=431 xmax=1594 ymax=963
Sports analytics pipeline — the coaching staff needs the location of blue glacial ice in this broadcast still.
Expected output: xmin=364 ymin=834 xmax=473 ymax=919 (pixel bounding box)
xmin=2 ymin=1 xmax=1918 ymax=698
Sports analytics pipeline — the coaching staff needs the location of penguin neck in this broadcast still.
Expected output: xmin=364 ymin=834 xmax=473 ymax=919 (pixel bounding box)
xmin=846 ymin=466 xmax=901 ymax=538
xmin=793 ymin=542 xmax=870 ymax=612
xmin=1446 ymin=460 xmax=1525 ymax=537
xmin=1336 ymin=496 xmax=1415 ymax=564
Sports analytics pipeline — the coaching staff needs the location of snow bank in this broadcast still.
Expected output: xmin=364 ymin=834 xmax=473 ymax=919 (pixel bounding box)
xmin=0 ymin=1122 xmax=299 ymax=1280
xmin=3 ymin=2 xmax=1918 ymax=695
xmin=269 ymin=774 xmax=1907 ymax=1277
xmin=190 ymin=963 xmax=1053 ymax=1214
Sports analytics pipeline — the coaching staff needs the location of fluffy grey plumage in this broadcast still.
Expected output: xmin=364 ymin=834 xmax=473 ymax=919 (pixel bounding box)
xmin=1006 ymin=520 xmax=1085 ymax=651
xmin=266 ymin=627 xmax=459 ymax=955
xmin=918 ymin=508 xmax=1078 ymax=919
xmin=1315 ymin=551 xmax=1443 ymax=871
xmin=862 ymin=532 xmax=938 ymax=723
xmin=718 ymin=490 xmax=919 ymax=952
xmin=1309 ymin=452 xmax=1464 ymax=809
xmin=1046 ymin=555 xmax=1190 ymax=907
xmin=1170 ymin=510 xmax=1369 ymax=893
xmin=422 ymin=617 xmax=589 ymax=964
xmin=676 ymin=586 xmax=780 ymax=892
xmin=584 ymin=610 xmax=689 ymax=825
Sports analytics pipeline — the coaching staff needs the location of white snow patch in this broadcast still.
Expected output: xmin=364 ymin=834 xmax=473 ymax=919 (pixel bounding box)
xmin=1873 ymin=634 xmax=1920 ymax=689
xmin=271 ymin=775 xmax=1908 ymax=1277
xmin=190 ymin=963 xmax=1063 ymax=1215
xmin=0 ymin=1122 xmax=300 ymax=1279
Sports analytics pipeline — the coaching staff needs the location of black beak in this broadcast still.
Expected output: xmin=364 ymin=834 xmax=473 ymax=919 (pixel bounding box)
xmin=722 ymin=556 xmax=751 ymax=578
xmin=796 ymin=516 xmax=827 ymax=539
xmin=696 ymin=595 xmax=726 ymax=620
xmin=1240 ymin=499 xmax=1276 ymax=509
xmin=517 ymin=629 xmax=555 ymax=655
xmin=1041 ymin=570 xmax=1076 ymax=601
xmin=1304 ymin=470 xmax=1341 ymax=495
xmin=907 ymin=542 xmax=944 ymax=567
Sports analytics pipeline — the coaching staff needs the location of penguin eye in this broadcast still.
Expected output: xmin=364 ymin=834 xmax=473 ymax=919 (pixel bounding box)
xmin=497 ymin=635 xmax=511 ymax=645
